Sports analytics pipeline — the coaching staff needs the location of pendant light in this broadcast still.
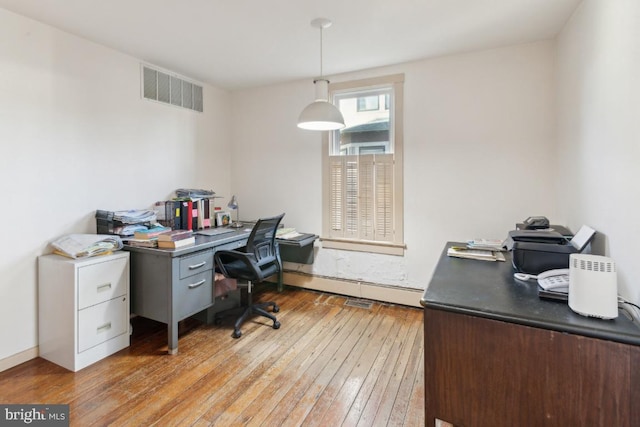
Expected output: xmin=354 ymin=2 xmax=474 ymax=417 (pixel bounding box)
xmin=297 ymin=18 xmax=345 ymax=131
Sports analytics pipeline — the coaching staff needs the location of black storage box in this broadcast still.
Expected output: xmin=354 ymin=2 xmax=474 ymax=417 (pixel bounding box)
xmin=95 ymin=210 xmax=118 ymax=235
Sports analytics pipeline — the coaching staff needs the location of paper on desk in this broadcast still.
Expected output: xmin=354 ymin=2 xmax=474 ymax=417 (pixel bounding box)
xmin=51 ymin=234 xmax=123 ymax=259
xmin=276 ymin=228 xmax=303 ymax=240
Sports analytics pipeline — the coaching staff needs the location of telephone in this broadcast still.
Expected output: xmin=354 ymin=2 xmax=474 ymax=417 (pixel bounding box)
xmin=522 ymin=216 xmax=550 ymax=230
xmin=513 ymin=268 xmax=569 ymax=293
xmin=537 ymin=269 xmax=569 ymax=293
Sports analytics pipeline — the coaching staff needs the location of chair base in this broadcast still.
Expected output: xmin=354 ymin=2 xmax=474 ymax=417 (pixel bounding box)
xmin=215 ymin=300 xmax=280 ymax=339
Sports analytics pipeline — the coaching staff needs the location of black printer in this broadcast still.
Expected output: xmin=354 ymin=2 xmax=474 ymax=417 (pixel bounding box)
xmin=505 ymin=224 xmax=595 ymax=275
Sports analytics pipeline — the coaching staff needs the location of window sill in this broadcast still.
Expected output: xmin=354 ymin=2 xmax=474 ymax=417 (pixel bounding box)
xmin=320 ymin=237 xmax=406 ymax=256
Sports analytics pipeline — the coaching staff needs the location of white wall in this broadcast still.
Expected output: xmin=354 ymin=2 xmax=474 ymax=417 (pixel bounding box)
xmin=231 ymin=40 xmax=558 ymax=290
xmin=556 ymin=0 xmax=640 ymax=304
xmin=0 ymin=9 xmax=232 ymax=363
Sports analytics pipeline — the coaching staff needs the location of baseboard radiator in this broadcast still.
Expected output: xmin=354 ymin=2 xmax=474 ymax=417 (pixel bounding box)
xmin=281 ymin=271 xmax=423 ymax=308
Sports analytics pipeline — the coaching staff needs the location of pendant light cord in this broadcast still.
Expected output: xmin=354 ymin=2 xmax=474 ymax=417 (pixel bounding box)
xmin=319 ymin=25 xmax=324 ymax=78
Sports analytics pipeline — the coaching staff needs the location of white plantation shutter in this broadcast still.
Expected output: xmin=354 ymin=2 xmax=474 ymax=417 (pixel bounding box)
xmin=374 ymin=155 xmax=394 ymax=241
xmin=329 ymin=158 xmax=344 ymax=234
xmin=345 ymin=157 xmax=359 ymax=238
xmin=359 ymin=156 xmax=374 ymax=239
xmin=328 ymin=154 xmax=394 ymax=242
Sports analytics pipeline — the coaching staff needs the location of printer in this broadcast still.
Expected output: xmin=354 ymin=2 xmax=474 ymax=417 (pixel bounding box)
xmin=505 ymin=224 xmax=596 ymax=275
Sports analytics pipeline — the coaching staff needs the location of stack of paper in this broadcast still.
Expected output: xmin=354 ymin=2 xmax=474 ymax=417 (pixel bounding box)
xmin=276 ymin=228 xmax=304 ymax=240
xmin=51 ymin=234 xmax=123 ymax=259
xmin=447 ymin=246 xmax=506 ymax=262
xmin=466 ymin=239 xmax=505 ymax=251
xmin=112 ymin=209 xmax=157 ymax=224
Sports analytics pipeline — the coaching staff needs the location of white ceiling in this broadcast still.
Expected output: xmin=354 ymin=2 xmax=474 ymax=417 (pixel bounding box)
xmin=0 ymin=0 xmax=581 ymax=90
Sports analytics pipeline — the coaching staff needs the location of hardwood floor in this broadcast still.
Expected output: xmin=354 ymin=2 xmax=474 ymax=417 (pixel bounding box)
xmin=0 ymin=287 xmax=425 ymax=426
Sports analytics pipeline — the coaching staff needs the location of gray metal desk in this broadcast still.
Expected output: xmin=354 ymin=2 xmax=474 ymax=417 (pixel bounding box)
xmin=124 ymin=229 xmax=251 ymax=354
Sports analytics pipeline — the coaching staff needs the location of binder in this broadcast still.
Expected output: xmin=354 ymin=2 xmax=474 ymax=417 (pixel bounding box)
xmin=202 ymin=198 xmax=211 ymax=228
xmin=165 ymin=201 xmax=181 ymax=230
xmin=180 ymin=201 xmax=190 ymax=230
xmin=191 ymin=199 xmax=198 ymax=230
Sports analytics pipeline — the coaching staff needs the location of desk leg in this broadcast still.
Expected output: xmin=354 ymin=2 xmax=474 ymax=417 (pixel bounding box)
xmin=276 ymin=251 xmax=283 ymax=292
xmin=168 ymin=322 xmax=178 ymax=355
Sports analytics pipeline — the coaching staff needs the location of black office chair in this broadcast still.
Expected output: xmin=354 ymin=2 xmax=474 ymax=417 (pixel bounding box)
xmin=214 ymin=213 xmax=285 ymax=338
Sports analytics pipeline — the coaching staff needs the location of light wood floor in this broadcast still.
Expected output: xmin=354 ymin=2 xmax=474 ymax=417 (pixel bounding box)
xmin=0 ymin=287 xmax=425 ymax=426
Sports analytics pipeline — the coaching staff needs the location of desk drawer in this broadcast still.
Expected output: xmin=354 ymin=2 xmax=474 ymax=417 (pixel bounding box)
xmin=215 ymin=240 xmax=246 ymax=252
xmin=179 ymin=250 xmax=213 ymax=279
xmin=177 ymin=270 xmax=213 ymax=319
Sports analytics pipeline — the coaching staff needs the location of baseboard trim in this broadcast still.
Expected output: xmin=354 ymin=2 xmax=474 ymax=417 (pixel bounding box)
xmin=0 ymin=346 xmax=38 ymax=373
xmin=282 ymin=272 xmax=423 ymax=308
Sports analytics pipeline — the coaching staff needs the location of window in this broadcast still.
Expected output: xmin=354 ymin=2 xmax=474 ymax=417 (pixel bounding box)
xmin=322 ymin=74 xmax=405 ymax=255
xmin=357 ymin=95 xmax=379 ymax=112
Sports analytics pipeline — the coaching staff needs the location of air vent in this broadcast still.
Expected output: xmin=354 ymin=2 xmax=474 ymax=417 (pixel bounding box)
xmin=345 ymin=299 xmax=374 ymax=310
xmin=572 ymin=257 xmax=616 ymax=273
xmin=142 ymin=65 xmax=203 ymax=113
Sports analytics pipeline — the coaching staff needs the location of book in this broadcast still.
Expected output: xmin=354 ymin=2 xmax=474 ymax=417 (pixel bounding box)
xmin=133 ymin=226 xmax=171 ymax=240
xmin=157 ymin=236 xmax=196 ymax=249
xmin=125 ymin=238 xmax=159 ymax=248
xmin=447 ymin=246 xmax=506 ymax=262
xmin=157 ymin=229 xmax=193 ymax=242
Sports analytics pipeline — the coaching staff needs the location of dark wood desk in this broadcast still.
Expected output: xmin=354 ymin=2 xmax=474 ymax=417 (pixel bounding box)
xmin=421 ymin=242 xmax=640 ymax=426
xmin=124 ymin=230 xmax=251 ymax=354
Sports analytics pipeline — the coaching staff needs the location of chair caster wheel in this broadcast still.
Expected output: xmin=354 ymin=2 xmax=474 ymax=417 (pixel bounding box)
xmin=273 ymin=305 xmax=280 ymax=313
xmin=273 ymin=321 xmax=281 ymax=330
xmin=232 ymin=329 xmax=242 ymax=339
xmin=214 ymin=317 xmax=222 ymax=326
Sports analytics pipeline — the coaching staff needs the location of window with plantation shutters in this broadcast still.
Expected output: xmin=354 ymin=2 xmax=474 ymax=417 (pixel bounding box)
xmin=322 ymin=74 xmax=405 ymax=255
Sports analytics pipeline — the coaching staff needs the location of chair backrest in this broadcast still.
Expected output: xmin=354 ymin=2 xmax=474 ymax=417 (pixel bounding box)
xmin=245 ymin=213 xmax=285 ymax=263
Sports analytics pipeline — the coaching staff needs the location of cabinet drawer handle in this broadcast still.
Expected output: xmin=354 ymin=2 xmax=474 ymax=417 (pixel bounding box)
xmin=188 ymin=279 xmax=206 ymax=289
xmin=97 ymin=322 xmax=112 ymax=333
xmin=97 ymin=283 xmax=112 ymax=292
xmin=188 ymin=261 xmax=207 ymax=270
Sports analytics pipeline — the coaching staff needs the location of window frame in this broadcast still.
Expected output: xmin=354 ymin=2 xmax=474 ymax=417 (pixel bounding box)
xmin=321 ymin=74 xmax=405 ymax=256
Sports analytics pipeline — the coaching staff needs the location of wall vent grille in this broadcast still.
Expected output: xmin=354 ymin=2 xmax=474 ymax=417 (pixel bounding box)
xmin=344 ymin=299 xmax=374 ymax=310
xmin=142 ymin=65 xmax=203 ymax=113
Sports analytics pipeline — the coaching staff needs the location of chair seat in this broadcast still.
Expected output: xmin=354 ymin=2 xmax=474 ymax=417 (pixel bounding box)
xmin=222 ymin=258 xmax=280 ymax=282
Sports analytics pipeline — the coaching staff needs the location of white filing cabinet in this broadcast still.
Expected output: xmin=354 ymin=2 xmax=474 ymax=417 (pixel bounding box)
xmin=38 ymin=252 xmax=130 ymax=371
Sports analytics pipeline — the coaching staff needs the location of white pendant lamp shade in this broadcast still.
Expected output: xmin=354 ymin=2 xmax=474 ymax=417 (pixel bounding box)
xmin=297 ymin=18 xmax=345 ymax=131
xmin=298 ymin=79 xmax=345 ymax=130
